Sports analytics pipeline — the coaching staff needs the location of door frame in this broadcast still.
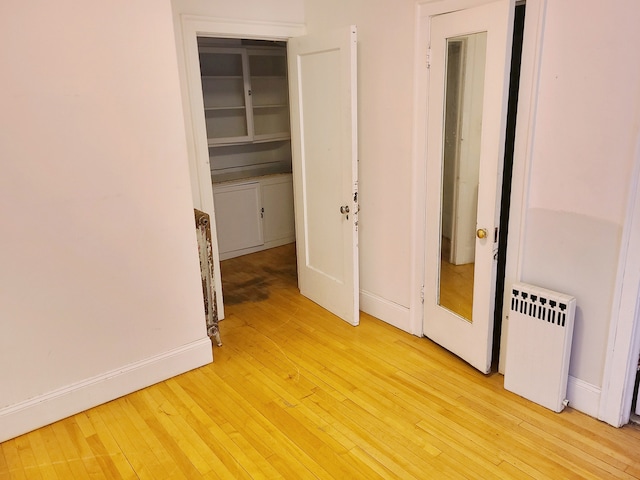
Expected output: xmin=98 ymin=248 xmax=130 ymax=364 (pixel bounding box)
xmin=598 ymin=134 xmax=640 ymax=427
xmin=175 ymin=15 xmax=305 ymax=319
xmin=410 ymin=0 xmax=547 ymax=354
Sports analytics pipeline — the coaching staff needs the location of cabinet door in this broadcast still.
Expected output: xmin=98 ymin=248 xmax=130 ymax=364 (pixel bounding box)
xmin=262 ymin=176 xmax=295 ymax=243
xmin=248 ymin=49 xmax=290 ymax=140
xmin=199 ymin=47 xmax=253 ymax=144
xmin=213 ymin=182 xmax=264 ymax=256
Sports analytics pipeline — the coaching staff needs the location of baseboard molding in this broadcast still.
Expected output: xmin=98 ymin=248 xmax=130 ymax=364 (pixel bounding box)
xmin=566 ymin=375 xmax=601 ymax=418
xmin=360 ymin=290 xmax=411 ymax=332
xmin=219 ymin=238 xmax=295 ymax=261
xmin=0 ymin=338 xmax=213 ymax=443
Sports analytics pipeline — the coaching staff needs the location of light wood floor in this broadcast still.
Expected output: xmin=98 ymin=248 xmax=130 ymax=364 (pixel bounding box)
xmin=3 ymin=244 xmax=640 ymax=479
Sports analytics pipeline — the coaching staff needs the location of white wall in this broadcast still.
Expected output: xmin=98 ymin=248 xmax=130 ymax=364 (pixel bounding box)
xmin=520 ymin=0 xmax=640 ymax=404
xmin=0 ymin=0 xmax=212 ymax=441
xmin=303 ymin=0 xmax=416 ymax=328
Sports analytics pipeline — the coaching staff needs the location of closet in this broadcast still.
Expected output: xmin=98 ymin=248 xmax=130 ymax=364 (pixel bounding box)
xmin=198 ymin=38 xmax=295 ymax=260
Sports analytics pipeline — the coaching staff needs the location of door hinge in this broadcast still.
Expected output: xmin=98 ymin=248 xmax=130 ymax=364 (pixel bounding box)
xmin=420 ymin=285 xmax=425 ymax=304
xmin=426 ymin=47 xmax=431 ymax=69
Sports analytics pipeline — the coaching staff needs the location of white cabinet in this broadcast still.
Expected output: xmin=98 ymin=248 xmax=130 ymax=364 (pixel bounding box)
xmin=199 ymin=40 xmax=294 ymax=260
xmin=198 ymin=41 xmax=292 ymax=183
xmin=199 ymin=46 xmax=289 ymax=145
xmin=199 ymin=48 xmax=251 ymax=144
xmin=213 ymin=181 xmax=264 ymax=256
xmin=262 ymin=176 xmax=295 ymax=244
xmin=247 ymin=49 xmax=290 ymax=141
xmin=213 ymin=174 xmax=295 ymax=260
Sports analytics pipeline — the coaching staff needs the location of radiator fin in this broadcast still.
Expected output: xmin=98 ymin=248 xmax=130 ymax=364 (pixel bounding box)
xmin=504 ymin=283 xmax=576 ymax=412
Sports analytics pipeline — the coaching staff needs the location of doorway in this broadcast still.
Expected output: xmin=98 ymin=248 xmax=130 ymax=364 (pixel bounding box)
xmin=178 ymin=18 xmax=359 ymax=326
xmin=196 ymin=36 xmax=298 ymax=305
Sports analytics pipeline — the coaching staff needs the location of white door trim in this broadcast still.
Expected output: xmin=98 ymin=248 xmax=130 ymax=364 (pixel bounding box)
xmin=497 ymin=0 xmax=548 ymax=372
xmin=598 ymin=134 xmax=640 ymax=427
xmin=175 ymin=15 xmax=305 ymax=319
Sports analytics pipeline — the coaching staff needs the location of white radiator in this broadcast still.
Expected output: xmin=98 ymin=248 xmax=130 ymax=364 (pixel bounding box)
xmin=504 ymin=283 xmax=576 ymax=412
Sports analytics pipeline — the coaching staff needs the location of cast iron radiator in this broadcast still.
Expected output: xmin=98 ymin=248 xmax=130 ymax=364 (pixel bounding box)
xmin=195 ymin=209 xmax=222 ymax=347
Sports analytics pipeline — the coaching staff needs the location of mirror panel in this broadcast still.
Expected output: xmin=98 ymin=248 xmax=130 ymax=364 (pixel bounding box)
xmin=438 ymin=32 xmax=487 ymax=322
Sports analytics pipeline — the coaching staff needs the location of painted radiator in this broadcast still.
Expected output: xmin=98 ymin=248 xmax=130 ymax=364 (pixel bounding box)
xmin=503 ymin=283 xmax=576 ymax=412
xmin=195 ymin=209 xmax=222 ymax=347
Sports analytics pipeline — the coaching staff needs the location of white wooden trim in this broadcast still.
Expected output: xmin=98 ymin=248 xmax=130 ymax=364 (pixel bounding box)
xmin=416 ymin=0 xmax=505 ymax=11
xmin=180 ymin=15 xmax=306 ymax=41
xmin=498 ymin=0 xmax=547 ymax=373
xmin=598 ymin=134 xmax=640 ymax=427
xmin=360 ymin=290 xmax=412 ymax=332
xmin=567 ymin=375 xmax=602 ymax=418
xmin=175 ymin=15 xmax=306 ymax=320
xmin=0 ymin=339 xmax=213 ymax=443
xmin=408 ymin=2 xmax=430 ymax=337
xmin=219 ymin=238 xmax=295 ymax=261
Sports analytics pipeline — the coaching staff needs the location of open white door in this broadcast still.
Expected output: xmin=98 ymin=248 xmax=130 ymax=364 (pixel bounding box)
xmin=288 ymin=26 xmax=359 ymax=325
xmin=423 ymin=1 xmax=514 ymax=373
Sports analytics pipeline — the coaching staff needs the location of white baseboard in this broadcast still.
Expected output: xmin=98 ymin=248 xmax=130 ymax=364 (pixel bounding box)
xmin=360 ymin=290 xmax=411 ymax=332
xmin=219 ymin=237 xmax=295 ymax=261
xmin=0 ymin=338 xmax=213 ymax=443
xmin=566 ymin=375 xmax=601 ymax=417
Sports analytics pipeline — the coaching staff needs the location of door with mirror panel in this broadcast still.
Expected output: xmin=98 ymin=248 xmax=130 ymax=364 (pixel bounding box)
xmin=423 ymin=0 xmax=515 ymax=373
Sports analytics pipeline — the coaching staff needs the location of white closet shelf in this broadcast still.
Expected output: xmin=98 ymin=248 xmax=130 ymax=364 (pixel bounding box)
xmin=201 ymin=75 xmax=243 ymax=80
xmin=208 ymin=135 xmax=290 ymax=148
xmin=204 ymin=106 xmax=246 ymax=111
xmin=252 ymin=104 xmax=288 ymax=109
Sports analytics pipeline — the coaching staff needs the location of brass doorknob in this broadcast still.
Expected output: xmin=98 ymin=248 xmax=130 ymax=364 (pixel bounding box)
xmin=340 ymin=205 xmax=350 ymax=214
xmin=476 ymin=228 xmax=487 ymax=239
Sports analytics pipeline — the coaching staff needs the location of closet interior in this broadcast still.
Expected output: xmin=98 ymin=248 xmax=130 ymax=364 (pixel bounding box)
xmin=198 ymin=37 xmax=295 ymax=261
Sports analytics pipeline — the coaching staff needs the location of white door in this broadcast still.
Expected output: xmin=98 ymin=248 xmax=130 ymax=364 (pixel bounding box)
xmin=288 ymin=26 xmax=359 ymax=325
xmin=213 ymin=182 xmax=264 ymax=260
xmin=423 ymin=1 xmax=514 ymax=373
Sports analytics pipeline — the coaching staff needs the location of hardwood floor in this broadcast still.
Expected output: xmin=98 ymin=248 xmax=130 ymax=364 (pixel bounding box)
xmin=3 ymin=243 xmax=640 ymax=479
